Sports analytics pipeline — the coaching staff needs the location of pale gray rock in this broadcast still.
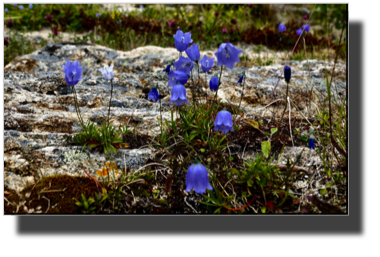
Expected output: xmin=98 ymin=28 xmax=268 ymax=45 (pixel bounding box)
xmin=3 ymin=43 xmax=346 ymax=193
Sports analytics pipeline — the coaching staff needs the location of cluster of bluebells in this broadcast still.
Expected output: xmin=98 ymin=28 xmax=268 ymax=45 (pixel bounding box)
xmin=148 ymin=28 xmax=244 ymax=195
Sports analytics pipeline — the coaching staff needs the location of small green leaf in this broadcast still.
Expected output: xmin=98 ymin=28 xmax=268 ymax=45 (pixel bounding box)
xmin=83 ymin=201 xmax=89 ymax=210
xmin=229 ymin=156 xmax=234 ymax=161
xmin=260 ymin=206 xmax=266 ymax=213
xmin=271 ymin=128 xmax=278 ymax=135
xmin=200 ymin=148 xmax=205 ymax=153
xmin=242 ymin=191 xmax=247 ymax=198
xmin=88 ymin=198 xmax=95 ymax=205
xmin=261 ymin=141 xmax=271 ymax=158
xmin=230 ymin=168 xmax=239 ymax=175
xmin=246 ymin=119 xmax=259 ymax=130
xmin=247 ymin=179 xmax=253 ymax=187
xmin=320 ymin=189 xmax=327 ymax=195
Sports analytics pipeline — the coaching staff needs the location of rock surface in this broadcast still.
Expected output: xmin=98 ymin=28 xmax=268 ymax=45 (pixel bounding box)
xmin=3 ymin=42 xmax=346 ymax=192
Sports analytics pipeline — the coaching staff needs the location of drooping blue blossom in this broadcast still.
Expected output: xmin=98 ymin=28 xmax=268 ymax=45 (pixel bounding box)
xmin=163 ymin=64 xmax=172 ymax=73
xmin=5 ymin=8 xmax=8 ymax=13
xmin=308 ymin=137 xmax=315 ymax=150
xmin=167 ymin=70 xmax=188 ymax=88
xmin=303 ymin=23 xmax=310 ymax=32
xmin=13 ymin=4 xmax=17 ymax=8
xmin=117 ymin=20 xmax=121 ymax=23
xmin=284 ymin=65 xmax=291 ymax=83
xmin=140 ymin=5 xmax=144 ymax=10
xmin=148 ymin=87 xmax=159 ymax=102
xmin=185 ymin=163 xmax=213 ymax=194
xmin=62 ymin=60 xmax=83 ymax=86
xmin=19 ymin=5 xmax=24 ymax=10
xmin=96 ymin=13 xmax=100 ymax=18
xmin=173 ymin=28 xmax=193 ymax=52
xmin=174 ymin=56 xmax=193 ymax=76
xmin=29 ymin=4 xmax=33 ymax=9
xmin=185 ymin=43 xmax=200 ymax=62
xmin=214 ymin=43 xmax=243 ymax=70
xmin=214 ymin=110 xmax=234 ymax=134
xmin=209 ymin=77 xmax=219 ymax=91
xmin=278 ymin=23 xmax=286 ymax=33
xmin=237 ymin=75 xmax=244 ymax=84
xmin=296 ymin=28 xmax=303 ymax=36
xmin=99 ymin=64 xmax=114 ymax=80
xmin=199 ymin=55 xmax=215 ymax=72
xmin=168 ymin=84 xmax=189 ymax=106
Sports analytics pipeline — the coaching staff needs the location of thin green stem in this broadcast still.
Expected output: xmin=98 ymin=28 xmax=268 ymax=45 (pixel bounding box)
xmin=107 ymin=78 xmax=114 ymax=127
xmin=209 ymin=65 xmax=224 ymax=117
xmin=280 ymin=82 xmax=289 ymax=124
xmin=196 ymin=61 xmax=200 ymax=103
xmin=72 ymin=86 xmax=85 ymax=128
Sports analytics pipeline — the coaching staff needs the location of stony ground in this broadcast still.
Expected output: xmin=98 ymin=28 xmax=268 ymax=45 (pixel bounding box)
xmin=3 ymin=42 xmax=346 ymax=213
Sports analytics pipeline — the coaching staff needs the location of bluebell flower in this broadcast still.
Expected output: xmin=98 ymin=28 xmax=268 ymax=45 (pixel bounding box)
xmin=308 ymin=137 xmax=315 ymax=149
xmin=214 ymin=43 xmax=243 ymax=70
xmin=167 ymin=70 xmax=188 ymax=88
xmin=13 ymin=4 xmax=17 ymax=8
xmin=185 ymin=43 xmax=200 ymax=62
xmin=96 ymin=13 xmax=100 ymax=18
xmin=5 ymin=8 xmax=8 ymax=13
xmin=62 ymin=60 xmax=83 ymax=86
xmin=148 ymin=87 xmax=159 ymax=102
xmin=199 ymin=55 xmax=215 ymax=72
xmin=29 ymin=4 xmax=32 ymax=9
xmin=99 ymin=64 xmax=114 ymax=80
xmin=19 ymin=5 xmax=24 ymax=10
xmin=284 ymin=65 xmax=291 ymax=83
xmin=173 ymin=28 xmax=193 ymax=52
xmin=279 ymin=23 xmax=286 ymax=33
xmin=214 ymin=110 xmax=234 ymax=134
xmin=296 ymin=28 xmax=303 ymax=36
xmin=140 ymin=5 xmax=144 ymax=10
xmin=117 ymin=20 xmax=121 ymax=23
xmin=169 ymin=84 xmax=189 ymax=106
xmin=163 ymin=64 xmax=172 ymax=73
xmin=209 ymin=77 xmax=219 ymax=91
xmin=237 ymin=75 xmax=244 ymax=84
xmin=174 ymin=56 xmax=193 ymax=76
xmin=185 ymin=163 xmax=213 ymax=194
xmin=303 ymin=24 xmax=310 ymax=32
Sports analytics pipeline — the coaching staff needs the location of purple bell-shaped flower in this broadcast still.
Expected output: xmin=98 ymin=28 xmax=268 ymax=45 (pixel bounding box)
xmin=214 ymin=110 xmax=234 ymax=134
xmin=214 ymin=43 xmax=243 ymax=70
xmin=62 ymin=60 xmax=83 ymax=86
xmin=169 ymin=84 xmax=189 ymax=106
xmin=185 ymin=163 xmax=213 ymax=194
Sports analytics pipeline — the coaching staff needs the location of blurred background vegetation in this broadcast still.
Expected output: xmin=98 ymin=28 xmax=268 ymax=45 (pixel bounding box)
xmin=4 ymin=4 xmax=347 ymax=66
